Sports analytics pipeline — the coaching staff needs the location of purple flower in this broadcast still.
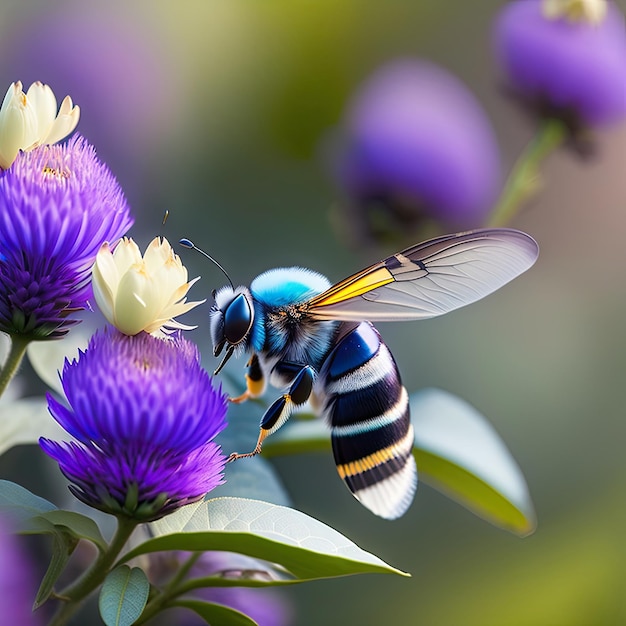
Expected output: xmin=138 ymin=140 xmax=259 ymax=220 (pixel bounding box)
xmin=494 ymin=0 xmax=626 ymax=127
xmin=0 ymin=135 xmax=133 ymax=339
xmin=0 ymin=6 xmax=183 ymax=193
xmin=40 ymin=328 xmax=228 ymax=521
xmin=0 ymin=515 xmax=44 ymax=625
xmin=153 ymin=552 xmax=292 ymax=626
xmin=331 ymin=59 xmax=501 ymax=236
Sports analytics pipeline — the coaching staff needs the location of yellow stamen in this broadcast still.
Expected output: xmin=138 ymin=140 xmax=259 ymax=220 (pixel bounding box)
xmin=542 ymin=0 xmax=607 ymax=25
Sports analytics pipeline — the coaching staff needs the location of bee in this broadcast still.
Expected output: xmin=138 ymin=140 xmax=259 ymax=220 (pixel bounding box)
xmin=182 ymin=228 xmax=538 ymax=519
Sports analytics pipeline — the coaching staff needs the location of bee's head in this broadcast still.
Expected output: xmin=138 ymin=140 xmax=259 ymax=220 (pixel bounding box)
xmin=177 ymin=238 xmax=251 ymax=375
xmin=209 ymin=285 xmax=254 ymax=374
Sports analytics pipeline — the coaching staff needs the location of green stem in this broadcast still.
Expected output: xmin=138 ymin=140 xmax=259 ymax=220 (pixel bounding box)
xmin=135 ymin=552 xmax=202 ymax=625
xmin=488 ymin=118 xmax=567 ymax=227
xmin=49 ymin=516 xmax=138 ymax=626
xmin=0 ymin=334 xmax=30 ymax=398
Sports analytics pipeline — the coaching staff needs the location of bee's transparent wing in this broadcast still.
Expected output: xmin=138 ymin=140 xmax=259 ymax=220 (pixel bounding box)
xmin=307 ymin=229 xmax=538 ymax=322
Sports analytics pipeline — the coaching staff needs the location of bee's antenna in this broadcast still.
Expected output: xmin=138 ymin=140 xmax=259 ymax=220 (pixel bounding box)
xmin=158 ymin=209 xmax=170 ymax=237
xmin=179 ymin=238 xmax=234 ymax=290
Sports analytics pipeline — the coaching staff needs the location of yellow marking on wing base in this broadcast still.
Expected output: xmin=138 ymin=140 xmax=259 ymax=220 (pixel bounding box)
xmin=313 ymin=268 xmax=394 ymax=307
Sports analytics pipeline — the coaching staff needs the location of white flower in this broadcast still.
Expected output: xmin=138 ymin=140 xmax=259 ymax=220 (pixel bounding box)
xmin=92 ymin=237 xmax=205 ymax=337
xmin=0 ymin=81 xmax=80 ymax=169
xmin=542 ymin=0 xmax=607 ymax=24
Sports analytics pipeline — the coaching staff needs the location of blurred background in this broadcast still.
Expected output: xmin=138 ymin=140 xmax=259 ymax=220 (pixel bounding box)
xmin=1 ymin=0 xmax=625 ymax=624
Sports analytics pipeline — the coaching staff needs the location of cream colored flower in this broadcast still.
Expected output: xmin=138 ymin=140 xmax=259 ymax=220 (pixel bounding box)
xmin=0 ymin=81 xmax=80 ymax=169
xmin=92 ymin=237 xmax=205 ymax=337
xmin=543 ymin=0 xmax=607 ymax=24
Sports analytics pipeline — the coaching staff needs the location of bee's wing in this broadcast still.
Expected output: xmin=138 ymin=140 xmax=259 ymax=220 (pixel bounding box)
xmin=307 ymin=228 xmax=538 ymax=321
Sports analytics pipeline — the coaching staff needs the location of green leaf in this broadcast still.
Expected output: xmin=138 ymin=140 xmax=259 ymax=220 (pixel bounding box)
xmin=17 ymin=515 xmax=81 ymax=607
xmin=262 ymin=417 xmax=329 ymax=457
xmin=0 ymin=398 xmax=66 ymax=455
xmin=99 ymin=566 xmax=150 ymax=626
xmin=213 ymin=456 xmax=292 ymax=507
xmin=33 ymin=526 xmax=78 ymax=609
xmin=411 ymin=388 xmax=536 ymax=537
xmin=0 ymin=485 xmax=107 ymax=604
xmin=27 ymin=329 xmax=91 ymax=395
xmin=129 ymin=497 xmax=408 ymax=581
xmin=0 ymin=479 xmax=57 ymax=523
xmin=36 ymin=510 xmax=107 ymax=552
xmin=146 ymin=500 xmax=206 ymax=535
xmin=172 ymin=599 xmax=259 ymax=626
xmin=20 ymin=510 xmax=107 ymax=603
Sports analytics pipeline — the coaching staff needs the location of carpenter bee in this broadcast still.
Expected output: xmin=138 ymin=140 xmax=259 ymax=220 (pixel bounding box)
xmin=183 ymin=228 xmax=538 ymax=519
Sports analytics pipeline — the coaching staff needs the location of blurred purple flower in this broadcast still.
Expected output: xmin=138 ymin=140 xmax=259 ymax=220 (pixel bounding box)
xmin=0 ymin=135 xmax=133 ymax=339
xmin=331 ymin=59 xmax=501 ymax=238
xmin=155 ymin=551 xmax=292 ymax=626
xmin=0 ymin=5 xmax=181 ymax=187
xmin=40 ymin=328 xmax=228 ymax=521
xmin=0 ymin=515 xmax=44 ymax=625
xmin=494 ymin=0 xmax=626 ymax=128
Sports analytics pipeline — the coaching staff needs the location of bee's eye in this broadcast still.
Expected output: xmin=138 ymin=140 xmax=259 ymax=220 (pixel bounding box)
xmin=223 ymin=293 xmax=253 ymax=344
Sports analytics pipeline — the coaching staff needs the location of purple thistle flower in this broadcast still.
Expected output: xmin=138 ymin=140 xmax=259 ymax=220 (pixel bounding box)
xmin=331 ymin=59 xmax=501 ymax=238
xmin=494 ymin=0 xmax=626 ymax=128
xmin=0 ymin=135 xmax=133 ymax=339
xmin=40 ymin=328 xmax=228 ymax=521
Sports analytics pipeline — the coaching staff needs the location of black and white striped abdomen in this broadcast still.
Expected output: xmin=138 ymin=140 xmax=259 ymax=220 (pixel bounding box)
xmin=319 ymin=321 xmax=417 ymax=519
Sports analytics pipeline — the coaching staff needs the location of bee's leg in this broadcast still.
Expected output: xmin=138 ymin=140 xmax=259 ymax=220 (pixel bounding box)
xmin=228 ymin=363 xmax=315 ymax=462
xmin=230 ymin=354 xmax=266 ymax=404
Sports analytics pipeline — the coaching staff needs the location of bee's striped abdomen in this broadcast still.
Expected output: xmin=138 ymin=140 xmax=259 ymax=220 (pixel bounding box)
xmin=321 ymin=322 xmax=417 ymax=519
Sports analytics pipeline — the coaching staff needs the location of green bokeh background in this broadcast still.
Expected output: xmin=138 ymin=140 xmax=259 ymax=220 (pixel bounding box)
xmin=1 ymin=1 xmax=625 ymax=624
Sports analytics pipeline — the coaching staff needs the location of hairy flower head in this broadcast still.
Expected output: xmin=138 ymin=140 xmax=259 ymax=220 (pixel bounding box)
xmin=40 ymin=328 xmax=228 ymax=521
xmin=0 ymin=135 xmax=133 ymax=339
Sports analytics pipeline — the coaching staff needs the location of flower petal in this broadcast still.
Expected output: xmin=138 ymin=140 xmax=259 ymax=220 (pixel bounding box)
xmin=43 ymin=95 xmax=80 ymax=145
xmin=92 ymin=243 xmax=120 ymax=324
xmin=112 ymin=238 xmax=143 ymax=273
xmin=0 ymin=106 xmax=25 ymax=169
xmin=113 ymin=266 xmax=161 ymax=336
xmin=25 ymin=81 xmax=57 ymax=142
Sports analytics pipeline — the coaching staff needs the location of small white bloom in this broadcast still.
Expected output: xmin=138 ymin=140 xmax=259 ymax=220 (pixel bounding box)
xmin=92 ymin=237 xmax=205 ymax=337
xmin=0 ymin=81 xmax=80 ymax=169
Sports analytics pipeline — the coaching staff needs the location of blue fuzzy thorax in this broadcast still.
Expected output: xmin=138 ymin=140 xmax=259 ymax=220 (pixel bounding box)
xmin=248 ymin=267 xmax=338 ymax=368
xmin=251 ymin=266 xmax=330 ymax=306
